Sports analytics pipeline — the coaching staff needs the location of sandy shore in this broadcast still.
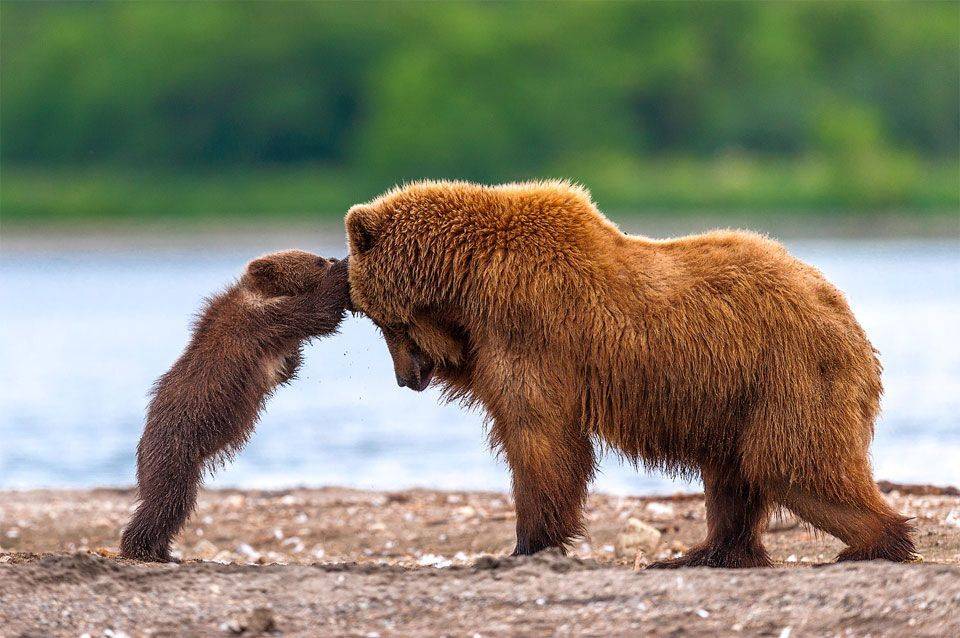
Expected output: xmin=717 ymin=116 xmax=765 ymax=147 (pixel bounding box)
xmin=1 ymin=484 xmax=958 ymax=637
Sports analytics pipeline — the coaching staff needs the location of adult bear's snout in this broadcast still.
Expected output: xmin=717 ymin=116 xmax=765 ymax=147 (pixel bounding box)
xmin=396 ymin=351 xmax=435 ymax=392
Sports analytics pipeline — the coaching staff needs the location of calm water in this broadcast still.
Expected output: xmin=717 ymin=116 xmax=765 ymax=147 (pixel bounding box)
xmin=1 ymin=238 xmax=958 ymax=493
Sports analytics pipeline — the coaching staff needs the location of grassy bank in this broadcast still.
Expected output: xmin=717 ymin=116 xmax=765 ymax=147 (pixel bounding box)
xmin=1 ymin=165 xmax=363 ymax=226
xmin=3 ymin=158 xmax=957 ymax=228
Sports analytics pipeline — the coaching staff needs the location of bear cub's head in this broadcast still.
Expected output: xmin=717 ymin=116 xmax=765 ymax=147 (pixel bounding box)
xmin=243 ymin=249 xmax=341 ymax=298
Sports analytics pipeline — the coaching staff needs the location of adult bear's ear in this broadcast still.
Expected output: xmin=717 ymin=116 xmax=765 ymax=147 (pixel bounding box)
xmin=346 ymin=205 xmax=381 ymax=255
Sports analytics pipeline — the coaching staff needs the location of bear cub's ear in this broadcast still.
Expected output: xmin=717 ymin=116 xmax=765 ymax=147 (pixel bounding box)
xmin=346 ymin=205 xmax=381 ymax=255
xmin=246 ymin=258 xmax=279 ymax=284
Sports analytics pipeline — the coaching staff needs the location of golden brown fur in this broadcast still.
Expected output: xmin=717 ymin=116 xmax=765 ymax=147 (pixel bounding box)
xmin=120 ymin=251 xmax=350 ymax=562
xmin=346 ymin=180 xmax=917 ymax=567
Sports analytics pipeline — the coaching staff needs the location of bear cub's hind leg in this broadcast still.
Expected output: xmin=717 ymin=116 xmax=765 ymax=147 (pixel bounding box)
xmin=648 ymin=466 xmax=773 ymax=569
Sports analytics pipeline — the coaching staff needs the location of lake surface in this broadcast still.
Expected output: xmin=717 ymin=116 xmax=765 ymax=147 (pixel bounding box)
xmin=1 ymin=237 xmax=958 ymax=494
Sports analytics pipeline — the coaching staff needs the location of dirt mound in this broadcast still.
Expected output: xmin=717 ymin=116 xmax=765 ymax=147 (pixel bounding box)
xmin=16 ymin=552 xmax=122 ymax=584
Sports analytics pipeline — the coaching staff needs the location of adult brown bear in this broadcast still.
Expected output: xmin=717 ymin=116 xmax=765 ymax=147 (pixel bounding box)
xmin=345 ymin=180 xmax=917 ymax=567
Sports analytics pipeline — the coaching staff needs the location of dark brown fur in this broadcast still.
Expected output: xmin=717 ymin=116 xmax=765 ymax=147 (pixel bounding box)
xmin=346 ymin=180 xmax=918 ymax=566
xmin=120 ymin=251 xmax=350 ymax=562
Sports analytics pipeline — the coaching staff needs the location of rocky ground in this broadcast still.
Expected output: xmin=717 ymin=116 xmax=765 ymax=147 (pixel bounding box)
xmin=1 ymin=484 xmax=958 ymax=637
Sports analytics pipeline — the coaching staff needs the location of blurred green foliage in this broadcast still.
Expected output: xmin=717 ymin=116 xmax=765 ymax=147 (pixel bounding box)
xmin=1 ymin=1 xmax=958 ymax=222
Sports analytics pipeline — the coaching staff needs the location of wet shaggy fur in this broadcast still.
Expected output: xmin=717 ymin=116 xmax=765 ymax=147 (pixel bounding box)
xmin=345 ymin=180 xmax=917 ymax=566
xmin=120 ymin=251 xmax=350 ymax=562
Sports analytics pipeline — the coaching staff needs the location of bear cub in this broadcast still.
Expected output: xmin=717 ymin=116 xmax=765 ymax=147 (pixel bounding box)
xmin=120 ymin=250 xmax=350 ymax=562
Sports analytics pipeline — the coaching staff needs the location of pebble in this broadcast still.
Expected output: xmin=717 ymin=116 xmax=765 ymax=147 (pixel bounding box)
xmin=644 ymin=502 xmax=675 ymax=520
xmin=221 ymin=608 xmax=276 ymax=635
xmin=633 ymin=551 xmax=648 ymax=571
xmin=236 ymin=543 xmax=261 ymax=562
xmin=220 ymin=618 xmax=242 ymax=634
xmin=193 ymin=540 xmax=219 ymax=560
xmin=246 ymin=607 xmax=276 ymax=634
xmin=281 ymin=537 xmax=305 ymax=553
xmin=616 ymin=518 xmax=662 ymax=558
xmin=417 ymin=553 xmax=452 ymax=568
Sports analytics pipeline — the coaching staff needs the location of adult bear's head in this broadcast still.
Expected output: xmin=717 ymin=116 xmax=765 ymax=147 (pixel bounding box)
xmin=345 ymin=179 xmax=609 ymax=393
xmin=345 ymin=181 xmax=479 ymax=392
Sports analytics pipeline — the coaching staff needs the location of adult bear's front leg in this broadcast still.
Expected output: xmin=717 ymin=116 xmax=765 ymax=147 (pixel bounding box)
xmin=493 ymin=420 xmax=596 ymax=555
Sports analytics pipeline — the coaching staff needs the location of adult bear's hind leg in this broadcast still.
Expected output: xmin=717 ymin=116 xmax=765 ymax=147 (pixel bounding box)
xmin=494 ymin=422 xmax=596 ymax=556
xmin=649 ymin=465 xmax=773 ymax=569
xmin=780 ymin=463 xmax=918 ymax=563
